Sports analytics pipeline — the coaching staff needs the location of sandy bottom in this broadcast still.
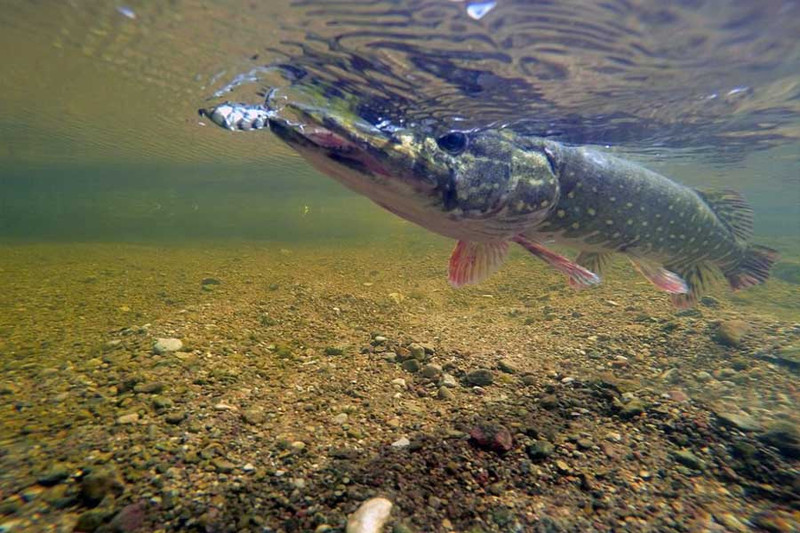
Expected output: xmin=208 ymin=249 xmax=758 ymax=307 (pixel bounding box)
xmin=0 ymin=240 xmax=798 ymax=532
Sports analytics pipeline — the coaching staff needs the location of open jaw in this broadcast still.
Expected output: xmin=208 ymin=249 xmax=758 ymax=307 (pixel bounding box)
xmin=265 ymin=109 xmax=399 ymax=180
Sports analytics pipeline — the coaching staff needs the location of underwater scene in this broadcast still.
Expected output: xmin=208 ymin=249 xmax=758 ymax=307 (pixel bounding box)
xmin=1 ymin=1 xmax=799 ymax=532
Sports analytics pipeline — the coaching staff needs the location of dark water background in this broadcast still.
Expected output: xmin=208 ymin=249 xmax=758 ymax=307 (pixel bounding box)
xmin=1 ymin=0 xmax=798 ymax=242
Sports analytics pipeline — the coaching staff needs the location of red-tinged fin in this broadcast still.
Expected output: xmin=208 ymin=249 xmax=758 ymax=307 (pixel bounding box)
xmin=628 ymin=257 xmax=689 ymax=294
xmin=448 ymin=240 xmax=509 ymax=288
xmin=575 ymin=251 xmax=613 ymax=277
xmin=665 ymin=262 xmax=723 ymax=309
xmin=694 ymin=189 xmax=754 ymax=243
xmin=512 ymin=235 xmax=601 ymax=289
xmin=724 ymin=244 xmax=779 ymax=291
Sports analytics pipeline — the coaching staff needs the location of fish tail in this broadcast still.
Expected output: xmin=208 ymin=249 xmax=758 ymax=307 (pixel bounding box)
xmin=723 ymin=244 xmax=779 ymax=291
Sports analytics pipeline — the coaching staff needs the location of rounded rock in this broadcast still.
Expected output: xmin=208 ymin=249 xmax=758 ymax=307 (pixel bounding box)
xmin=346 ymin=497 xmax=393 ymax=533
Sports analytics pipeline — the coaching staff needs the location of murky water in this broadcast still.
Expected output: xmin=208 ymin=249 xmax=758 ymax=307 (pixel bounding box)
xmin=1 ymin=1 xmax=799 ymax=531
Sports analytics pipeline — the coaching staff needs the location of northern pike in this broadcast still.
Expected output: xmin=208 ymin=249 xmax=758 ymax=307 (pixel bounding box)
xmin=200 ymin=91 xmax=778 ymax=307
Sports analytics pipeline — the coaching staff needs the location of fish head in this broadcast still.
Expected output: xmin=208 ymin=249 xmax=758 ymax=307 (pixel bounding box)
xmin=205 ymin=90 xmax=561 ymax=240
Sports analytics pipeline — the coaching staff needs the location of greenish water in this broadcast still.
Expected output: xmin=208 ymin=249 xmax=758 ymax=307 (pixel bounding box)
xmin=0 ymin=3 xmax=799 ymax=530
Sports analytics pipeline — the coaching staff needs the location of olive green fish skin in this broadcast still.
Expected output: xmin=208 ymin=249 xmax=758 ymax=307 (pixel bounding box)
xmin=202 ymin=97 xmax=777 ymax=302
xmin=527 ymin=139 xmax=746 ymax=274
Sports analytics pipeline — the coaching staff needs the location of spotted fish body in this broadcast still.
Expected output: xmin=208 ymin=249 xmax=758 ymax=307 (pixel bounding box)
xmin=201 ymin=96 xmax=778 ymax=307
xmin=518 ymin=139 xmax=777 ymax=306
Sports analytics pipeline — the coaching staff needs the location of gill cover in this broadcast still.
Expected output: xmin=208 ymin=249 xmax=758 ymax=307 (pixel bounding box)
xmin=435 ymin=130 xmax=561 ymax=226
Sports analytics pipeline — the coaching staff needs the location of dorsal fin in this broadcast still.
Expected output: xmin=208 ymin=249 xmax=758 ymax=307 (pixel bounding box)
xmin=694 ymin=189 xmax=753 ymax=242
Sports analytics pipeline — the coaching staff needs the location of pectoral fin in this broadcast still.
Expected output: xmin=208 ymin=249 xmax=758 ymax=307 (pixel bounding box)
xmin=448 ymin=240 xmax=509 ymax=287
xmin=512 ymin=235 xmax=601 ymax=288
xmin=629 ymin=257 xmax=689 ymax=294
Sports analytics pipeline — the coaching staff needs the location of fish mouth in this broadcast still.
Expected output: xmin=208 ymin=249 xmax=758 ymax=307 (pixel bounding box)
xmin=266 ymin=100 xmax=408 ymax=180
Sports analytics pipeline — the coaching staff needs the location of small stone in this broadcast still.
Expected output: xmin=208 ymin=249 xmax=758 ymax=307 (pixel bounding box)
xmin=152 ymin=396 xmax=173 ymax=410
xmin=441 ymin=373 xmax=458 ymax=388
xmin=153 ymin=338 xmax=182 ymax=354
xmin=437 ymin=386 xmax=454 ymax=400
xmin=372 ymin=335 xmax=387 ymax=345
xmin=470 ymin=423 xmax=513 ymax=453
xmin=716 ymin=412 xmax=761 ymax=432
xmin=346 ymin=497 xmax=393 ymax=533
xmin=242 ymin=463 xmax=256 ymax=473
xmin=554 ymin=460 xmax=571 ymax=474
xmin=116 ymin=413 xmax=139 ymax=425
xmin=79 ymin=467 xmax=125 ymax=507
xmin=668 ymin=389 xmax=690 ymax=403
xmin=497 ymin=360 xmax=517 ymax=374
xmin=108 ymin=502 xmax=145 ymax=532
xmin=401 ymin=359 xmax=421 ymax=373
xmin=37 ymin=463 xmax=71 ymax=486
xmin=76 ymin=508 xmax=115 ymax=532
xmin=212 ymin=458 xmax=236 ymax=473
xmin=408 ymin=343 xmax=426 ymax=360
xmin=165 ymin=412 xmax=186 ymax=424
xmin=576 ymin=438 xmax=593 ymax=450
xmin=673 ymin=450 xmax=705 ymax=470
xmin=332 ymin=413 xmax=348 ymax=424
xmin=242 ymin=409 xmax=265 ymax=425
xmin=759 ymin=421 xmax=800 ymax=459
xmin=521 ymin=374 xmax=537 ymax=386
xmin=700 ymin=295 xmax=720 ymax=308
xmin=420 ymin=364 xmax=442 ymax=380
xmin=540 ymin=394 xmax=558 ymax=409
xmin=133 ymin=381 xmax=164 ymax=394
xmin=290 ymin=441 xmax=306 ymax=453
xmin=714 ymin=319 xmax=751 ymax=347
xmin=390 ymin=378 xmax=407 ymax=389
xmin=391 ymin=437 xmax=411 ymax=448
xmin=526 ymin=440 xmax=554 ymax=461
xmin=606 ymin=432 xmax=622 ymax=443
xmin=324 ymin=346 xmax=345 ymax=356
xmin=465 ymin=369 xmax=494 ymax=387
xmin=695 ymin=371 xmax=712 ymax=383
xmin=618 ymin=399 xmax=645 ymax=419
xmin=201 ymin=277 xmax=221 ymax=286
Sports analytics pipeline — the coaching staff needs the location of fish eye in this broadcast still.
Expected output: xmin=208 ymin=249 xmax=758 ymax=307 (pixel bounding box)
xmin=436 ymin=131 xmax=468 ymax=155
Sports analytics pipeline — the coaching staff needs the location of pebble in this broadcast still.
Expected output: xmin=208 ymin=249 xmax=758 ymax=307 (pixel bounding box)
xmin=715 ymin=412 xmax=761 ymax=432
xmin=714 ymin=319 xmax=750 ymax=347
xmin=618 ymin=399 xmax=645 ymax=419
xmin=441 ymin=373 xmax=458 ymax=388
xmin=759 ymin=421 xmax=800 ymax=459
xmin=408 ymin=343 xmax=426 ymax=360
xmin=37 ymin=463 xmax=70 ymax=486
xmin=695 ymin=371 xmax=712 ymax=383
xmin=242 ymin=463 xmax=256 ymax=473
xmin=153 ymin=337 xmax=183 ymax=354
xmin=116 ymin=413 xmax=139 ymax=425
xmin=79 ymin=467 xmax=125 ymax=507
xmin=332 ymin=413 xmax=348 ymax=424
xmin=465 ymin=369 xmax=494 ymax=387
xmin=401 ymin=359 xmax=421 ymax=373
xmin=420 ymin=364 xmax=442 ymax=380
xmin=497 ymin=360 xmax=517 ymax=374
xmin=391 ymin=437 xmax=410 ymax=448
xmin=437 ymin=386 xmax=454 ymax=400
xmin=212 ymin=458 xmax=236 ymax=473
xmin=470 ymin=423 xmax=513 ymax=453
xmin=165 ymin=412 xmax=186 ymax=424
xmin=526 ymin=440 xmax=554 ymax=461
xmin=346 ymin=497 xmax=393 ymax=533
xmin=540 ymin=394 xmax=558 ymax=409
xmin=133 ymin=381 xmax=164 ymax=394
xmin=390 ymin=378 xmax=407 ymax=389
xmin=673 ymin=450 xmax=705 ymax=470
